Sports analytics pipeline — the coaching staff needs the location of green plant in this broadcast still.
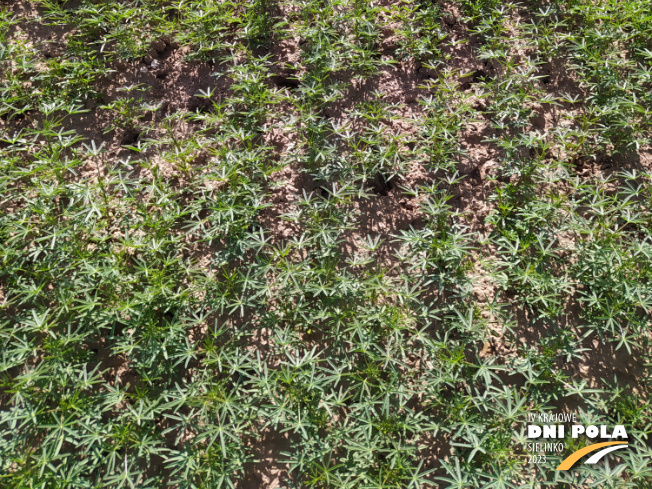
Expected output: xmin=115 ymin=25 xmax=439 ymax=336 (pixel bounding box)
xmin=1 ymin=0 xmax=651 ymax=487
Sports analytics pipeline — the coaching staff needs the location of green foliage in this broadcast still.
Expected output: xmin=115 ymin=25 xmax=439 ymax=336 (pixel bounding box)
xmin=0 ymin=0 xmax=651 ymax=488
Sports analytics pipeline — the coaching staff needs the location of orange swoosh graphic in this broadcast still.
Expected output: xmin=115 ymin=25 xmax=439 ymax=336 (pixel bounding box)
xmin=556 ymin=441 xmax=628 ymax=470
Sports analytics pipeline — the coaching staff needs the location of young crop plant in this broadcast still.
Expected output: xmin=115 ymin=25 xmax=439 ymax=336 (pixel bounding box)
xmin=394 ymin=1 xmax=446 ymax=63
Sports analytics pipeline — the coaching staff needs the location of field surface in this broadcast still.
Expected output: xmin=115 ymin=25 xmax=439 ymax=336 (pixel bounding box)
xmin=1 ymin=0 xmax=651 ymax=487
